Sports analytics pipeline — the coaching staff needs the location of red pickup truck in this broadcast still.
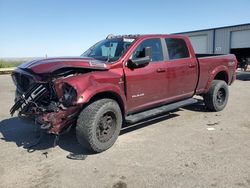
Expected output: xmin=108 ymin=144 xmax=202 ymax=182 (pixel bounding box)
xmin=10 ymin=34 xmax=237 ymax=152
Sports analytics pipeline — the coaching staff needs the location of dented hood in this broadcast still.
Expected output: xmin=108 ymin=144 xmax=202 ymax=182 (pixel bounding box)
xmin=19 ymin=57 xmax=109 ymax=74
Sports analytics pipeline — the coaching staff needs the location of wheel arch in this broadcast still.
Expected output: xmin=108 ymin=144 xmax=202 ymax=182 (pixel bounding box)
xmin=86 ymin=91 xmax=126 ymax=117
xmin=214 ymin=71 xmax=229 ymax=84
xmin=205 ymin=66 xmax=229 ymax=92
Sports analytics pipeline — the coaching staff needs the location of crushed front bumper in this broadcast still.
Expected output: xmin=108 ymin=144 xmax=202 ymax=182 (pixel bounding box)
xmin=10 ymin=83 xmax=81 ymax=135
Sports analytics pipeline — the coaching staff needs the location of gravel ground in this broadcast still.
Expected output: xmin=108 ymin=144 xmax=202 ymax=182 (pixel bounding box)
xmin=0 ymin=72 xmax=250 ymax=188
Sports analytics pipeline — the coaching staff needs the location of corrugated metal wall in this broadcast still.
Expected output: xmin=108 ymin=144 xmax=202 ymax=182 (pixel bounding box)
xmin=189 ymin=35 xmax=208 ymax=53
xmin=177 ymin=24 xmax=250 ymax=54
xmin=179 ymin=30 xmax=214 ymax=53
xmin=215 ymin=24 xmax=250 ymax=54
xmin=231 ymin=30 xmax=250 ymax=48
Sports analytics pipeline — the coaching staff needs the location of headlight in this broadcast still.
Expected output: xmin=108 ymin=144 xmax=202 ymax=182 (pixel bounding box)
xmin=62 ymin=83 xmax=77 ymax=107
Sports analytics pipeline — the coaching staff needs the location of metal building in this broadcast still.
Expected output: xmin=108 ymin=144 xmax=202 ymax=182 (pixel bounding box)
xmin=176 ymin=23 xmax=250 ymax=61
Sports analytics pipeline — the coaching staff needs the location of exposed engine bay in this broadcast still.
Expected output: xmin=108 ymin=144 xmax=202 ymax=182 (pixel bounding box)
xmin=10 ymin=67 xmax=92 ymax=134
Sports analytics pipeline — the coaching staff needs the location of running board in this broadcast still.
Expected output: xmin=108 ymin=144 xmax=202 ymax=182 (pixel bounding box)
xmin=125 ymin=98 xmax=198 ymax=124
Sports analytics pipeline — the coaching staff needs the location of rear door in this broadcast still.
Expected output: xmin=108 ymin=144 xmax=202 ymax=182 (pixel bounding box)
xmin=124 ymin=38 xmax=167 ymax=113
xmin=164 ymin=37 xmax=198 ymax=100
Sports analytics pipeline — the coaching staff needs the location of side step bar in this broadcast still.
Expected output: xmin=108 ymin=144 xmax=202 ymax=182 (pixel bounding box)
xmin=125 ymin=98 xmax=198 ymax=124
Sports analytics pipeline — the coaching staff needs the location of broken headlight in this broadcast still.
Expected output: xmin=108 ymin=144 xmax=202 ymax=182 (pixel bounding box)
xmin=62 ymin=83 xmax=77 ymax=107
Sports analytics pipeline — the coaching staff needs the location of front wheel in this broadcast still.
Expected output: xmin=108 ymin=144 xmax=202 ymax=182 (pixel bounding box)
xmin=76 ymin=99 xmax=122 ymax=153
xmin=203 ymin=80 xmax=229 ymax=112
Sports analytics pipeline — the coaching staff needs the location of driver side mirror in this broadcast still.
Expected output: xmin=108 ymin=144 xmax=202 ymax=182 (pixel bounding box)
xmin=127 ymin=47 xmax=152 ymax=69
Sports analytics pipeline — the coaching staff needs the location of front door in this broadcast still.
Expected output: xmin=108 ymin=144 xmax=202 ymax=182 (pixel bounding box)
xmin=124 ymin=38 xmax=167 ymax=113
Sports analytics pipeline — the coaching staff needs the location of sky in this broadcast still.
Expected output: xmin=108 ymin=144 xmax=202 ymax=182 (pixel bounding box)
xmin=0 ymin=0 xmax=250 ymax=58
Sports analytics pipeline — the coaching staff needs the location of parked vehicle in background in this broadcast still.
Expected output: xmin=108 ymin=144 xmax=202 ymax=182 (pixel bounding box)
xmin=10 ymin=34 xmax=237 ymax=152
xmin=238 ymin=57 xmax=250 ymax=71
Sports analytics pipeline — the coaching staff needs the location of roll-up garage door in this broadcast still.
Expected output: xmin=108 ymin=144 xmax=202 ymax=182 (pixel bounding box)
xmin=188 ymin=35 xmax=208 ymax=53
xmin=231 ymin=30 xmax=250 ymax=49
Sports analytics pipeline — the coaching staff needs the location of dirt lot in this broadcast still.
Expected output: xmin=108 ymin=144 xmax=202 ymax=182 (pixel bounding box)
xmin=0 ymin=72 xmax=250 ymax=188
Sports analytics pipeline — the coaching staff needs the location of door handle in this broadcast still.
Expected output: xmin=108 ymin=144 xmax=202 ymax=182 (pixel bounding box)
xmin=188 ymin=64 xmax=196 ymax=68
xmin=156 ymin=68 xmax=166 ymax=73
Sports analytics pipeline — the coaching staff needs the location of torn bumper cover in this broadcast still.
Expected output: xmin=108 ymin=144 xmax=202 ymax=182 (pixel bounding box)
xmin=10 ymin=82 xmax=80 ymax=134
xmin=9 ymin=57 xmax=109 ymax=134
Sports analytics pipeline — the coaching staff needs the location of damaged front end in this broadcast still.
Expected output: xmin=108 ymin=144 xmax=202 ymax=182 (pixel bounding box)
xmin=10 ymin=69 xmax=83 ymax=135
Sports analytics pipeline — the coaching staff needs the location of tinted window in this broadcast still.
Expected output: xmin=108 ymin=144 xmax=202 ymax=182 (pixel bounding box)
xmin=165 ymin=38 xmax=190 ymax=60
xmin=132 ymin=39 xmax=163 ymax=62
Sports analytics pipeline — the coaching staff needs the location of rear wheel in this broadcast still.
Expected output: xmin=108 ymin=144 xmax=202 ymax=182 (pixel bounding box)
xmin=76 ymin=99 xmax=122 ymax=153
xmin=203 ymin=80 xmax=229 ymax=112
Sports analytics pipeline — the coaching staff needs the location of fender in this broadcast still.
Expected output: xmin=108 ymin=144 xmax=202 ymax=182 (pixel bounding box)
xmin=77 ymin=83 xmax=127 ymax=112
xmin=54 ymin=71 xmax=127 ymax=113
xmin=205 ymin=65 xmax=229 ymax=92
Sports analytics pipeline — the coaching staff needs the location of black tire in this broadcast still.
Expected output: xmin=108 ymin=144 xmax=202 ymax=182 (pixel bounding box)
xmin=203 ymin=80 xmax=229 ymax=112
xmin=76 ymin=99 xmax=122 ymax=153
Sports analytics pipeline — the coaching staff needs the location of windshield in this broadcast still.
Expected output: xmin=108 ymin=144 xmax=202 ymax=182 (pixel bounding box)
xmin=81 ymin=38 xmax=135 ymax=62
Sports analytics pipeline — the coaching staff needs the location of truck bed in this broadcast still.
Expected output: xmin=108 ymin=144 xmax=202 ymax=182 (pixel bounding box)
xmin=196 ymin=53 xmax=224 ymax=58
xmin=195 ymin=53 xmax=237 ymax=94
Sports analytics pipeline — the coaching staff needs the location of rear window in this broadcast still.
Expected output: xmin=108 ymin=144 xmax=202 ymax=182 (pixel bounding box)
xmin=165 ymin=38 xmax=190 ymax=60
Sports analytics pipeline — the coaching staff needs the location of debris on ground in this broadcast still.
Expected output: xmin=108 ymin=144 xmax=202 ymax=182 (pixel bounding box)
xmin=66 ymin=153 xmax=88 ymax=160
xmin=42 ymin=152 xmax=48 ymax=158
xmin=207 ymin=122 xmax=220 ymax=126
xmin=207 ymin=127 xmax=215 ymax=131
xmin=112 ymin=181 xmax=127 ymax=188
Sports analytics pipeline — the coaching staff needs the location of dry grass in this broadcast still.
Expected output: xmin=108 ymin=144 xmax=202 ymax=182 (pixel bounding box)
xmin=0 ymin=60 xmax=23 ymax=68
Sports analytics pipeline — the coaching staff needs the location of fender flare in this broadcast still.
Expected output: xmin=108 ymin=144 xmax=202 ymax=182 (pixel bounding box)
xmin=205 ymin=65 xmax=229 ymax=91
xmin=76 ymin=83 xmax=127 ymax=114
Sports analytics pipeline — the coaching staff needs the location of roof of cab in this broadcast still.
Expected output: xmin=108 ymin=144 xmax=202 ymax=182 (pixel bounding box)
xmin=106 ymin=34 xmax=187 ymax=40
